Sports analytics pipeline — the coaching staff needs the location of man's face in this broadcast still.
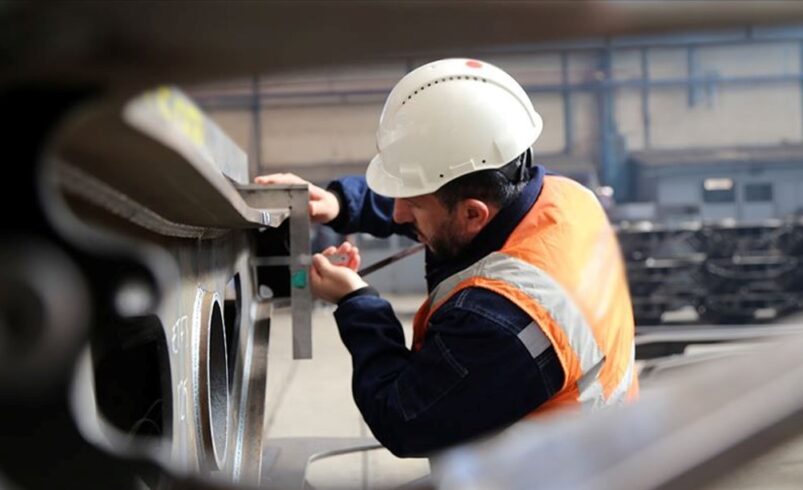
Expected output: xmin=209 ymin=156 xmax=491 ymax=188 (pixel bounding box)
xmin=392 ymin=194 xmax=470 ymax=259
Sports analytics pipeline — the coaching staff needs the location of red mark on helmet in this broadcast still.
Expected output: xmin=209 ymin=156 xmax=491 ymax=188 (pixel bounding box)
xmin=466 ymin=60 xmax=482 ymax=69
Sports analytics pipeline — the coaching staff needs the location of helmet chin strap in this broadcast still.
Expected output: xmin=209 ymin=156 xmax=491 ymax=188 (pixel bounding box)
xmin=498 ymin=147 xmax=534 ymax=184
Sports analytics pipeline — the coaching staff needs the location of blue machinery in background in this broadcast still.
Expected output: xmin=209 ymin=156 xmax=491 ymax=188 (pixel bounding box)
xmin=195 ymin=25 xmax=803 ymax=201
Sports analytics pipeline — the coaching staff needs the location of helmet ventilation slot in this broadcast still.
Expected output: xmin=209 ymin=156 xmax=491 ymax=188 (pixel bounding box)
xmin=402 ymin=77 xmax=488 ymax=105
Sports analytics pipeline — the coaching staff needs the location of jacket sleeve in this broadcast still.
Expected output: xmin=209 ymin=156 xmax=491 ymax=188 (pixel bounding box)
xmin=333 ymin=287 xmax=564 ymax=457
xmin=326 ymin=175 xmax=417 ymax=239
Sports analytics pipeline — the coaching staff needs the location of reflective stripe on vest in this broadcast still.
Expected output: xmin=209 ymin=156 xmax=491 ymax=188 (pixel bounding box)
xmin=421 ymin=251 xmax=608 ymax=407
xmin=412 ymin=175 xmax=638 ymax=414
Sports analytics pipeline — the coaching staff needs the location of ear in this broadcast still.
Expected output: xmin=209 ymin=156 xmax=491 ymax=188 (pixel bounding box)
xmin=459 ymin=199 xmax=492 ymax=235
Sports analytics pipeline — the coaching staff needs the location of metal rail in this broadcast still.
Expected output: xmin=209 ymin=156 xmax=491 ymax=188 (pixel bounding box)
xmin=433 ymin=331 xmax=803 ymax=490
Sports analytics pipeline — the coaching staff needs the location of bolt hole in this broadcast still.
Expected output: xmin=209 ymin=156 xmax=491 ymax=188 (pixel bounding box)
xmin=206 ymin=299 xmax=229 ymax=469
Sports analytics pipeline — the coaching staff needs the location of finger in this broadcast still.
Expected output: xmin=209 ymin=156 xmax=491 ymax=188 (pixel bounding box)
xmin=253 ymin=175 xmax=273 ymax=184
xmin=309 ymin=260 xmax=322 ymax=283
xmin=309 ymin=200 xmax=329 ymax=221
xmin=311 ymin=254 xmax=323 ymax=273
xmin=322 ymin=246 xmax=337 ymax=256
xmin=340 ymin=242 xmax=354 ymax=269
xmin=337 ymin=241 xmax=352 ymax=255
xmin=308 ymin=189 xmax=340 ymax=224
xmin=310 ymin=255 xmax=328 ymax=294
xmin=308 ymin=201 xmax=319 ymax=219
xmin=350 ymin=246 xmax=361 ymax=269
xmin=308 ymin=184 xmax=327 ymax=200
xmin=342 ymin=245 xmax=355 ymax=269
xmin=254 ymin=173 xmax=302 ymax=185
xmin=309 ymin=261 xmax=325 ymax=299
xmin=312 ymin=254 xmax=334 ymax=275
xmin=349 ymin=253 xmax=361 ymax=271
xmin=254 ymin=173 xmax=283 ymax=184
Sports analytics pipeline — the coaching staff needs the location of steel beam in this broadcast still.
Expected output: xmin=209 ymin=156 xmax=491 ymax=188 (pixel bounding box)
xmin=433 ymin=332 xmax=803 ymax=490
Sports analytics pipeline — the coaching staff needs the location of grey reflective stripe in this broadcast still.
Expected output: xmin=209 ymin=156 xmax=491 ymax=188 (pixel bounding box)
xmin=578 ymin=359 xmax=606 ymax=409
xmin=428 ymin=251 xmax=608 ymax=406
xmin=517 ymin=322 xmax=551 ymax=358
xmin=428 ymin=263 xmax=471 ymax=306
xmin=608 ymin=344 xmax=636 ymax=404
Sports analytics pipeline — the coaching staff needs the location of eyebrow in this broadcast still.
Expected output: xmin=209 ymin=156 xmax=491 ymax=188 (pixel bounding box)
xmin=401 ymin=197 xmax=419 ymax=206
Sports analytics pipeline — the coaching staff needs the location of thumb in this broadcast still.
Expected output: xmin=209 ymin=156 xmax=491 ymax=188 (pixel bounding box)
xmin=312 ymin=253 xmax=335 ymax=274
xmin=308 ymin=201 xmax=321 ymax=218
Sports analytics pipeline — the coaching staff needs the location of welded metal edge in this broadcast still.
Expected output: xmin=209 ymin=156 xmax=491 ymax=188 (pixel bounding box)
xmin=122 ymin=88 xmax=265 ymax=227
xmin=231 ymin=299 xmax=272 ymax=484
xmin=55 ymin=93 xmax=269 ymax=231
xmin=226 ymin=249 xmax=272 ymax=484
xmin=192 ymin=289 xmax=230 ymax=471
xmin=56 ymin=162 xmax=229 ymax=239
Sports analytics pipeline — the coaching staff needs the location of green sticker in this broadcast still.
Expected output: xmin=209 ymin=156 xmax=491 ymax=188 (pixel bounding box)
xmin=291 ymin=270 xmax=307 ymax=289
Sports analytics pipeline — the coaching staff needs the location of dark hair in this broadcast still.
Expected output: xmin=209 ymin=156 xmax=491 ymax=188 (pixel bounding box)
xmin=434 ymin=151 xmax=531 ymax=211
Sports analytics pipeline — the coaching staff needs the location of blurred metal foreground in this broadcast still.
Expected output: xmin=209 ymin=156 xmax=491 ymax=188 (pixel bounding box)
xmin=433 ymin=329 xmax=803 ymax=490
xmin=1 ymin=81 xmax=317 ymax=488
xmin=4 ymin=1 xmax=803 ymax=91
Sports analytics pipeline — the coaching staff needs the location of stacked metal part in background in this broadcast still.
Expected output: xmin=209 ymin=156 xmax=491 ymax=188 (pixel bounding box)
xmin=619 ymin=219 xmax=803 ymax=325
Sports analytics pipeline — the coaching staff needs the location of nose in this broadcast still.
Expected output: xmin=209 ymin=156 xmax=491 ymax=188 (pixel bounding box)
xmin=392 ymin=199 xmax=412 ymax=224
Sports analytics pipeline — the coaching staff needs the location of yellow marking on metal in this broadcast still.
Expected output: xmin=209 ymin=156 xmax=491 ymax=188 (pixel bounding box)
xmin=153 ymin=86 xmax=206 ymax=146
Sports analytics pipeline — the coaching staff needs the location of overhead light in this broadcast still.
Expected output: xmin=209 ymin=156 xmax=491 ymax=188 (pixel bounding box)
xmin=703 ymin=178 xmax=733 ymax=191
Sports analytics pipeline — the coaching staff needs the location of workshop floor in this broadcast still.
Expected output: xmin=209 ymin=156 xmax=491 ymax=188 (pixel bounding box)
xmin=264 ymin=294 xmax=429 ymax=490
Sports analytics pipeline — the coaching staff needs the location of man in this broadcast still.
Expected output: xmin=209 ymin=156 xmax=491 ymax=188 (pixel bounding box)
xmin=257 ymin=58 xmax=637 ymax=457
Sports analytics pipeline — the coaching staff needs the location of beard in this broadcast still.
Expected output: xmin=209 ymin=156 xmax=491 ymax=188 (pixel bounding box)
xmin=427 ymin=217 xmax=472 ymax=260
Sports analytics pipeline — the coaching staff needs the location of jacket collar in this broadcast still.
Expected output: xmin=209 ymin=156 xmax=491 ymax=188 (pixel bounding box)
xmin=424 ymin=165 xmax=545 ymax=291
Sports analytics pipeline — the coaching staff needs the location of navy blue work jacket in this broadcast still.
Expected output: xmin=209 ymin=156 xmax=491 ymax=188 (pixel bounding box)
xmin=325 ymin=165 xmax=564 ymax=457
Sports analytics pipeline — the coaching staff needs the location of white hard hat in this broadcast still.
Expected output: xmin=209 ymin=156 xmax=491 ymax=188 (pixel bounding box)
xmin=366 ymin=58 xmax=543 ymax=198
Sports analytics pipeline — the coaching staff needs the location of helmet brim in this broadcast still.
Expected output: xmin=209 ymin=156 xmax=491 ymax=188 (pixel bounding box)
xmin=366 ymin=154 xmax=431 ymax=199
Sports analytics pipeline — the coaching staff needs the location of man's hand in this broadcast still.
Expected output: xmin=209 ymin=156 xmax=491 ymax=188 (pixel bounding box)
xmin=320 ymin=241 xmax=361 ymax=271
xmin=254 ymin=173 xmax=340 ymax=224
xmin=310 ymin=242 xmax=368 ymax=304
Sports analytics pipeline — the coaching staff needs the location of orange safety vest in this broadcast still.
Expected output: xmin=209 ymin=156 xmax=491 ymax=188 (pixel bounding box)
xmin=412 ymin=175 xmax=638 ymax=415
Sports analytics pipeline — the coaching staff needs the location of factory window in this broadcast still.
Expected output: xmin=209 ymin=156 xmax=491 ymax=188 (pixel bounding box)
xmin=702 ymin=178 xmax=735 ymax=203
xmin=744 ymin=183 xmax=773 ymax=202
